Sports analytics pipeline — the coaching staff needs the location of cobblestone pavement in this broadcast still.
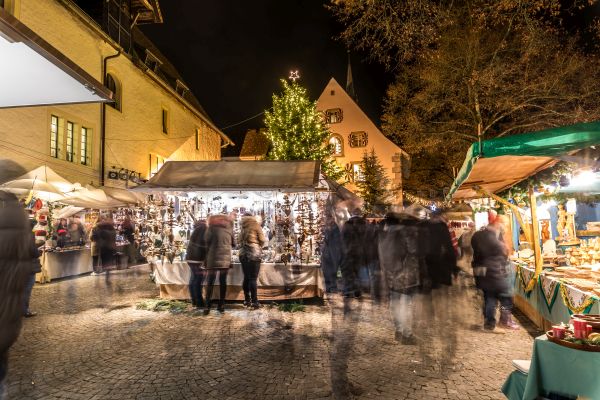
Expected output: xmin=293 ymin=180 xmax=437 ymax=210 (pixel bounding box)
xmin=6 ymin=266 xmax=540 ymax=399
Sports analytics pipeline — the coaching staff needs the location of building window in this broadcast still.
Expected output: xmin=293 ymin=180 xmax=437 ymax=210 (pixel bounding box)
xmin=66 ymin=121 xmax=74 ymax=162
xmin=149 ymin=153 xmax=165 ymax=177
xmin=162 ymin=108 xmax=169 ymax=134
xmin=348 ymin=131 xmax=368 ymax=148
xmin=145 ymin=50 xmax=162 ymax=72
xmin=80 ymin=127 xmax=91 ymax=166
xmin=352 ymin=162 xmax=365 ymax=182
xmin=328 ymin=134 xmax=343 ymax=157
xmin=325 ymin=108 xmax=343 ymax=124
xmin=105 ymin=73 xmax=121 ymax=111
xmin=176 ymin=80 xmax=189 ymax=98
xmin=330 ymin=90 xmax=335 ymax=96
xmin=196 ymin=127 xmax=201 ymax=150
xmin=50 ymin=115 xmax=59 ymax=158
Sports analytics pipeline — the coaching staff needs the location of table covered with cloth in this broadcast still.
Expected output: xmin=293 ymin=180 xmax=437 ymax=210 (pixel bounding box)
xmin=36 ymin=245 xmax=129 ymax=283
xmin=514 ymin=264 xmax=600 ymax=329
xmin=151 ymin=260 xmax=325 ymax=300
xmin=36 ymin=248 xmax=93 ymax=283
xmin=502 ymin=335 xmax=600 ymax=400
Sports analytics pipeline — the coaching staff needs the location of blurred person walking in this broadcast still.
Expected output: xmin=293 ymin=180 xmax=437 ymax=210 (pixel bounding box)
xmin=0 ymin=191 xmax=40 ymax=398
xmin=457 ymin=220 xmax=476 ymax=273
xmin=378 ymin=205 xmax=428 ymax=344
xmin=186 ymin=220 xmax=208 ymax=308
xmin=321 ymin=216 xmax=343 ymax=293
xmin=204 ymin=214 xmax=234 ymax=314
xmin=365 ymin=220 xmax=383 ymax=302
xmin=340 ymin=208 xmax=367 ymax=298
xmin=422 ymin=213 xmax=456 ymax=289
xmin=91 ymin=217 xmax=117 ymax=274
xmin=471 ymin=214 xmax=519 ymax=331
xmin=239 ymin=213 xmax=266 ymax=309
xmin=120 ymin=216 xmax=136 ymax=265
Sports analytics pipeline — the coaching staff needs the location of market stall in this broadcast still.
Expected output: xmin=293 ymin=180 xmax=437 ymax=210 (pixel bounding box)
xmin=448 ymin=122 xmax=600 ymax=399
xmin=131 ymin=160 xmax=334 ymax=300
xmin=448 ymin=122 xmax=600 ymax=329
xmin=0 ymin=165 xmax=139 ymax=282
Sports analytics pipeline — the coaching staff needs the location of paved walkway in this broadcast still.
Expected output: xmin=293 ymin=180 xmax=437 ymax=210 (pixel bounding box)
xmin=6 ymin=266 xmax=540 ymax=399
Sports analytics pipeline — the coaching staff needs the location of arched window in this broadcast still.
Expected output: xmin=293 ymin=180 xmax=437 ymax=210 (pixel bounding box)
xmin=105 ymin=73 xmax=121 ymax=111
xmin=328 ymin=134 xmax=343 ymax=157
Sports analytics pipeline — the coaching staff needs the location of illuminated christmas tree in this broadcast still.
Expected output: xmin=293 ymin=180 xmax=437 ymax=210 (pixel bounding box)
xmin=264 ymin=76 xmax=343 ymax=180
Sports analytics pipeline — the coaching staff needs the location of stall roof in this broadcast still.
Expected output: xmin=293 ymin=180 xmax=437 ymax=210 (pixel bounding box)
xmin=0 ymin=8 xmax=112 ymax=108
xmin=132 ymin=160 xmax=322 ymax=192
xmin=448 ymin=122 xmax=600 ymax=199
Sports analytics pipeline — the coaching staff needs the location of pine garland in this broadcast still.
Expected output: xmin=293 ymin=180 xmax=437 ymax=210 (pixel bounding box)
xmin=559 ymin=281 xmax=597 ymax=314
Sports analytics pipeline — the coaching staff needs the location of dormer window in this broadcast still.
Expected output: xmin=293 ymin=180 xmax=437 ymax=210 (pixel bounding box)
xmin=175 ymin=79 xmax=189 ymax=98
xmin=325 ymin=108 xmax=343 ymax=124
xmin=144 ymin=50 xmax=162 ymax=72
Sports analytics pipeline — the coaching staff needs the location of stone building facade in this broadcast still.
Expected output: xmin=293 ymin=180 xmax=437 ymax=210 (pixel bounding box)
xmin=0 ymin=0 xmax=231 ymax=188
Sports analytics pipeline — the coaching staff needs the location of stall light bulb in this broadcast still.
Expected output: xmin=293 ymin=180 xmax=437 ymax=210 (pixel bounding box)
xmin=570 ymin=170 xmax=597 ymax=187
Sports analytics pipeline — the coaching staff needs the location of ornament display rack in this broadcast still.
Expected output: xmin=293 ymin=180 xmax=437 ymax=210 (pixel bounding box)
xmin=118 ymin=191 xmax=327 ymax=266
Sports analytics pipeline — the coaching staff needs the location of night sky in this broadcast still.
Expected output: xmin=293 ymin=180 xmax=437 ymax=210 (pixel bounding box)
xmin=141 ymin=0 xmax=391 ymax=154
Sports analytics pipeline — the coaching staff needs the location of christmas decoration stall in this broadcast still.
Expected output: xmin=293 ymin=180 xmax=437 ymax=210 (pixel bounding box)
xmin=448 ymin=121 xmax=600 ymax=329
xmin=131 ymin=159 xmax=332 ymax=301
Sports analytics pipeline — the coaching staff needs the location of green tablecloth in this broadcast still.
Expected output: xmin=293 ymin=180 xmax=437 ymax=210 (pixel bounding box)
xmin=502 ymin=370 xmax=527 ymax=400
xmin=502 ymin=335 xmax=600 ymax=399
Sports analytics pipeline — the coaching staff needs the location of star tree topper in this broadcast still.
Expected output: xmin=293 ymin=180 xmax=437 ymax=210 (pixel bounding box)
xmin=289 ymin=70 xmax=300 ymax=82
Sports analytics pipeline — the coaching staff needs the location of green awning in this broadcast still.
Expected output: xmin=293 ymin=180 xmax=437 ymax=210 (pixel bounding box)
xmin=448 ymin=122 xmax=600 ymax=199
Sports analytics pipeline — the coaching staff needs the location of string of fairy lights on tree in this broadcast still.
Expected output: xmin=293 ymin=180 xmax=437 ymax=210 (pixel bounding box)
xmin=264 ymin=72 xmax=343 ymax=180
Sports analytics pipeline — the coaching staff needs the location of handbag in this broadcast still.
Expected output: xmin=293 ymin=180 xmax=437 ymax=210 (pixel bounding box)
xmin=242 ymin=243 xmax=261 ymax=262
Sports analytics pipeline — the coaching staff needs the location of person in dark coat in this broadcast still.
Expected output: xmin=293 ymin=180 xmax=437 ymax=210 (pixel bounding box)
xmin=471 ymin=217 xmax=518 ymax=331
xmin=91 ymin=217 xmax=116 ymax=273
xmin=22 ymin=227 xmax=41 ymax=318
xmin=120 ymin=216 xmax=136 ymax=264
xmin=364 ymin=220 xmax=383 ymax=302
xmin=320 ymin=216 xmax=343 ymax=293
xmin=185 ymin=220 xmax=207 ymax=308
xmin=0 ymin=191 xmax=39 ymax=395
xmin=340 ymin=208 xmax=368 ymax=298
xmin=204 ymin=214 xmax=234 ymax=314
xmin=421 ymin=215 xmax=456 ymax=290
xmin=378 ymin=207 xmax=428 ymax=344
xmin=238 ymin=214 xmax=266 ymax=308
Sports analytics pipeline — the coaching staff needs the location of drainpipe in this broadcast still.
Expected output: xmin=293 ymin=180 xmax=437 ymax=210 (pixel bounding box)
xmin=100 ymin=50 xmax=121 ymax=186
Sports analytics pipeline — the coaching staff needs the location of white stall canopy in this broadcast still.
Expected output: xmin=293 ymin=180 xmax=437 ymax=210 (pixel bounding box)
xmin=0 ymin=8 xmax=112 ymax=108
xmin=133 ymin=160 xmax=323 ymax=193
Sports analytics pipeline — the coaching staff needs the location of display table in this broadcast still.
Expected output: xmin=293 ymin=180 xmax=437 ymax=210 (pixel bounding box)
xmin=502 ymin=335 xmax=600 ymax=400
xmin=151 ymin=260 xmax=324 ymax=300
xmin=36 ymin=245 xmax=130 ymax=283
xmin=36 ymin=248 xmax=93 ymax=283
xmin=514 ymin=264 xmax=600 ymax=330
